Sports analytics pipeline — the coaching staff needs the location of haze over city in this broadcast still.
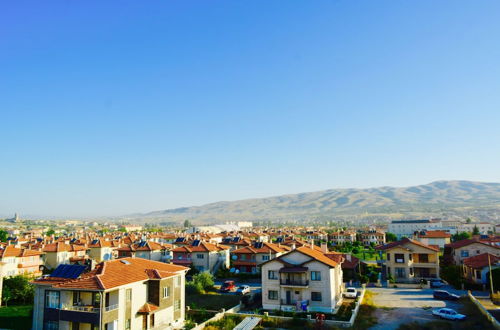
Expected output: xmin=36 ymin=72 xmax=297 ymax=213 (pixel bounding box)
xmin=2 ymin=1 xmax=500 ymax=217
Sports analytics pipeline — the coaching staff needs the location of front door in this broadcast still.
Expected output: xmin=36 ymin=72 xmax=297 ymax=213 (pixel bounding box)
xmin=286 ymin=290 xmax=292 ymax=304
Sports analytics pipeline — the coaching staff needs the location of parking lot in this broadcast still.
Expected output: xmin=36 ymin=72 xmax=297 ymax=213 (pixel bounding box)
xmin=367 ymin=287 xmax=492 ymax=330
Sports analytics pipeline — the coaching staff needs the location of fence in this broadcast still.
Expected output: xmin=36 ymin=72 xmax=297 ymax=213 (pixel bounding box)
xmin=468 ymin=291 xmax=500 ymax=329
xmin=189 ymin=304 xmax=241 ymax=330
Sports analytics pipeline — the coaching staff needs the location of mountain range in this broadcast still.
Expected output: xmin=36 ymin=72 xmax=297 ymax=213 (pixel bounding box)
xmin=130 ymin=180 xmax=500 ymax=224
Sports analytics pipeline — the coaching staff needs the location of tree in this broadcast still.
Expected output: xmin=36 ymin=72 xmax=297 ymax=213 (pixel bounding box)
xmin=0 ymin=229 xmax=8 ymax=242
xmin=184 ymin=220 xmax=192 ymax=228
xmin=46 ymin=229 xmax=55 ymax=236
xmin=466 ymin=218 xmax=472 ymax=224
xmin=2 ymin=275 xmax=35 ymax=305
xmin=385 ymin=232 xmax=397 ymax=242
xmin=192 ymin=271 xmax=215 ymax=291
xmin=2 ymin=286 xmax=12 ymax=306
xmin=473 ymin=225 xmax=480 ymax=236
xmin=452 ymin=231 xmax=471 ymax=242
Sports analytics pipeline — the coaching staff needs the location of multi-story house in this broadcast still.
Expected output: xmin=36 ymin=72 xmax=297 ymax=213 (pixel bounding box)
xmin=220 ymin=237 xmax=252 ymax=251
xmin=0 ymin=245 xmax=44 ymax=277
xmin=462 ymin=253 xmax=500 ymax=285
xmin=359 ymin=230 xmax=386 ymax=247
xmin=443 ymin=239 xmax=500 ymax=265
xmin=415 ymin=230 xmax=451 ymax=249
xmin=117 ymin=241 xmax=172 ymax=263
xmin=261 ymin=245 xmax=343 ymax=313
xmin=171 ymin=240 xmax=230 ymax=273
xmin=328 ymin=231 xmax=356 ymax=245
xmin=42 ymin=243 xmax=88 ymax=270
xmin=32 ymin=258 xmax=188 ymax=330
xmin=231 ymin=242 xmax=290 ymax=274
xmin=88 ymin=239 xmax=116 ymax=262
xmin=388 ymin=219 xmax=442 ymax=239
xmin=377 ymin=238 xmax=440 ymax=281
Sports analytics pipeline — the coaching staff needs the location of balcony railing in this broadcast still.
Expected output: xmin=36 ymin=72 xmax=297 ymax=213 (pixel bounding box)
xmin=62 ymin=305 xmax=100 ymax=313
xmin=280 ymin=279 xmax=309 ymax=286
xmin=105 ymin=304 xmax=119 ymax=312
xmin=280 ymin=299 xmax=298 ymax=305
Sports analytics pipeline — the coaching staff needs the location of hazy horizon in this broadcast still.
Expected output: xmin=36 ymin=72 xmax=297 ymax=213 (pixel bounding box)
xmin=2 ymin=1 xmax=500 ymax=217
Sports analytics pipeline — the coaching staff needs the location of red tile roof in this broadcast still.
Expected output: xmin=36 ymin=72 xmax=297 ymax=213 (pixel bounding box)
xmin=376 ymin=237 xmax=439 ymax=252
xmin=417 ymin=230 xmax=451 ymax=238
xmin=463 ymin=253 xmax=500 ymax=269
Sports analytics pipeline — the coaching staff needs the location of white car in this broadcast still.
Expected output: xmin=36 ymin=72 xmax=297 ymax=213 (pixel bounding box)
xmin=236 ymin=285 xmax=251 ymax=295
xmin=432 ymin=308 xmax=466 ymax=320
xmin=343 ymin=287 xmax=357 ymax=298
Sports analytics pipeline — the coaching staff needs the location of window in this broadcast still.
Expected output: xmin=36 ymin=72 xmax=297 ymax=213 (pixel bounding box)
xmin=476 ymin=250 xmax=481 ymax=254
xmin=476 ymin=270 xmax=482 ymax=279
xmin=395 ymin=254 xmax=405 ymax=263
xmin=461 ymin=250 xmax=469 ymax=258
xmin=125 ymin=319 xmax=131 ymax=330
xmin=311 ymin=271 xmax=321 ymax=281
xmin=409 ymin=254 xmax=412 ymax=261
xmin=174 ymin=299 xmax=181 ymax=311
xmin=240 ymin=254 xmax=246 ymax=260
xmin=44 ymin=320 xmax=59 ymax=330
xmin=268 ymin=290 xmax=278 ymax=300
xmin=196 ymin=254 xmax=204 ymax=259
xmin=126 ymin=289 xmax=132 ymax=302
xmin=387 ymin=253 xmax=390 ymax=261
xmin=268 ymin=270 xmax=278 ymax=280
xmin=311 ymin=292 xmax=322 ymax=301
xmin=395 ymin=268 xmax=406 ymax=278
xmin=163 ymin=286 xmax=170 ymax=298
xmin=418 ymin=254 xmax=428 ymax=263
xmin=45 ymin=290 xmax=60 ymax=309
xmin=262 ymin=255 xmax=270 ymax=261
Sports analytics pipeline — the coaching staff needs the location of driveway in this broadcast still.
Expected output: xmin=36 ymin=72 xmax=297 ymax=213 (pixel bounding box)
xmin=368 ymin=287 xmax=463 ymax=330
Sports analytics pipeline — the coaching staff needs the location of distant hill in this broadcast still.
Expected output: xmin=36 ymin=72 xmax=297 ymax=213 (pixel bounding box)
xmin=131 ymin=181 xmax=500 ymax=224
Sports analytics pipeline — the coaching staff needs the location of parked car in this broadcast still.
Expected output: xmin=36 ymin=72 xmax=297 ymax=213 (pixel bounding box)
xmin=433 ymin=290 xmax=460 ymax=300
xmin=343 ymin=287 xmax=358 ymax=298
xmin=432 ymin=308 xmax=466 ymax=320
xmin=236 ymin=285 xmax=251 ymax=295
xmin=430 ymin=279 xmax=445 ymax=288
xmin=220 ymin=280 xmax=236 ymax=292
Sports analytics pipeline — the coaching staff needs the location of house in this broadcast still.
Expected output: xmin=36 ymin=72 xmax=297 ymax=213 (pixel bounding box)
xmin=171 ymin=240 xmax=230 ymax=273
xmin=415 ymin=230 xmax=451 ymax=249
xmin=0 ymin=245 xmax=44 ymax=277
xmin=376 ymin=238 xmax=440 ymax=281
xmin=443 ymin=239 xmax=500 ymax=265
xmin=31 ymin=258 xmax=188 ymax=330
xmin=462 ymin=253 xmax=500 ymax=285
xmin=328 ymin=231 xmax=356 ymax=245
xmin=231 ymin=242 xmax=290 ymax=274
xmin=117 ymin=241 xmax=172 ymax=263
xmin=42 ymin=243 xmax=88 ymax=270
xmin=325 ymin=252 xmax=360 ymax=282
xmin=260 ymin=244 xmax=344 ymax=313
xmin=359 ymin=230 xmax=386 ymax=247
xmin=88 ymin=239 xmax=116 ymax=262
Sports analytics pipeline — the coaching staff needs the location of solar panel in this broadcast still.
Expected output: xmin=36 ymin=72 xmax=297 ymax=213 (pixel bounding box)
xmin=222 ymin=238 xmax=231 ymax=244
xmin=138 ymin=241 xmax=147 ymax=247
xmin=192 ymin=240 xmax=201 ymax=247
xmin=233 ymin=237 xmax=241 ymax=243
xmin=276 ymin=237 xmax=284 ymax=243
xmin=254 ymin=242 xmax=263 ymax=249
xmin=50 ymin=264 xmax=86 ymax=279
xmin=175 ymin=237 xmax=185 ymax=243
xmin=91 ymin=239 xmax=99 ymax=245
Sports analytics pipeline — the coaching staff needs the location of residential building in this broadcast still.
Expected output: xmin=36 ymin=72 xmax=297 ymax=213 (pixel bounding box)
xmin=231 ymin=242 xmax=289 ymax=274
xmin=261 ymin=245 xmax=343 ymax=313
xmin=88 ymin=239 xmax=115 ymax=262
xmin=377 ymin=238 xmax=440 ymax=281
xmin=459 ymin=222 xmax=495 ymax=235
xmin=32 ymin=258 xmax=188 ymax=330
xmin=42 ymin=243 xmax=88 ymax=270
xmin=388 ymin=219 xmax=442 ymax=239
xmin=443 ymin=239 xmax=500 ymax=265
xmin=0 ymin=245 xmax=43 ymax=277
xmin=171 ymin=240 xmax=230 ymax=273
xmin=462 ymin=253 xmax=500 ymax=285
xmin=359 ymin=230 xmax=386 ymax=247
xmin=117 ymin=241 xmax=172 ymax=263
xmin=415 ymin=230 xmax=451 ymax=249
xmin=328 ymin=231 xmax=356 ymax=245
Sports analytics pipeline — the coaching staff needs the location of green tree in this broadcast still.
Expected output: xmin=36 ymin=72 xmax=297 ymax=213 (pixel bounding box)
xmin=184 ymin=220 xmax=192 ymax=228
xmin=2 ymin=286 xmax=12 ymax=306
xmin=466 ymin=217 xmax=472 ymax=224
xmin=473 ymin=225 xmax=480 ymax=236
xmin=0 ymin=229 xmax=8 ymax=242
xmin=46 ymin=229 xmax=55 ymax=236
xmin=452 ymin=231 xmax=471 ymax=242
xmin=385 ymin=232 xmax=397 ymax=242
xmin=192 ymin=271 xmax=215 ymax=291
xmin=2 ymin=275 xmax=35 ymax=305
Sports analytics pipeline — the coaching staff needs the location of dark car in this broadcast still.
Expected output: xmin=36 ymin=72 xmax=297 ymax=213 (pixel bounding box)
xmin=220 ymin=280 xmax=236 ymax=293
xmin=433 ymin=290 xmax=460 ymax=300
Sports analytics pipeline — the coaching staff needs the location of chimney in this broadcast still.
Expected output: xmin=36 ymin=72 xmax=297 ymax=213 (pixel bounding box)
xmin=291 ymin=243 xmax=296 ymax=250
xmin=321 ymin=242 xmax=328 ymax=254
xmin=310 ymin=239 xmax=314 ymax=249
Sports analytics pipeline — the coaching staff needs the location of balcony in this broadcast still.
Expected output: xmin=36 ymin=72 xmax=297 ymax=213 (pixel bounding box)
xmin=62 ymin=305 xmax=100 ymax=313
xmin=280 ymin=279 xmax=309 ymax=287
xmin=105 ymin=304 xmax=119 ymax=312
xmin=58 ymin=305 xmax=101 ymax=324
xmin=173 ymin=257 xmax=192 ymax=265
xmin=280 ymin=299 xmax=298 ymax=305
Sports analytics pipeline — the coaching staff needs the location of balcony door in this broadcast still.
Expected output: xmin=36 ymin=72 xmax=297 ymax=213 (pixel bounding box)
xmin=286 ymin=290 xmax=292 ymax=305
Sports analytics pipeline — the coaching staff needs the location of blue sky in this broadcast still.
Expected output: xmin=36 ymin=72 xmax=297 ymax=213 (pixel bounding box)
xmin=1 ymin=1 xmax=500 ymax=217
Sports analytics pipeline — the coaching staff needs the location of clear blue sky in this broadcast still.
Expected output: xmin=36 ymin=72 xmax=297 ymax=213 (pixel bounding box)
xmin=1 ymin=1 xmax=500 ymax=217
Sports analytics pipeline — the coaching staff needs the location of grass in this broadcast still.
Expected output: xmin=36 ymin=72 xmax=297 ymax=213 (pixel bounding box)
xmin=0 ymin=305 xmax=33 ymax=330
xmin=352 ymin=290 xmax=378 ymax=330
xmin=186 ymin=293 xmax=241 ymax=311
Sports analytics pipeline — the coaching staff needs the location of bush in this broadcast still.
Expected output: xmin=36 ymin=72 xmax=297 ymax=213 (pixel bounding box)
xmin=2 ymin=275 xmax=35 ymax=306
xmin=192 ymin=271 xmax=214 ymax=291
xmin=186 ymin=281 xmax=204 ymax=295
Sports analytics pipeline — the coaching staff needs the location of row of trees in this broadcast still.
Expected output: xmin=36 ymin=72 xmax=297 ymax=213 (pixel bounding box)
xmin=2 ymin=275 xmax=35 ymax=306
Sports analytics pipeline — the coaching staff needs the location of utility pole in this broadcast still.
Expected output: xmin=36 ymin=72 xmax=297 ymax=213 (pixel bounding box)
xmin=488 ymin=254 xmax=494 ymax=296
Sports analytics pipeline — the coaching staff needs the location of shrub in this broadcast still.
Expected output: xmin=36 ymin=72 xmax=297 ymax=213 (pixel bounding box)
xmin=192 ymin=271 xmax=215 ymax=291
xmin=186 ymin=281 xmax=204 ymax=295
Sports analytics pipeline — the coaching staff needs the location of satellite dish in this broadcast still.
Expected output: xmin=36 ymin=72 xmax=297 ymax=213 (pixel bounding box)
xmin=232 ymin=255 xmax=237 ymax=260
xmin=235 ymin=269 xmax=240 ymax=274
xmin=230 ymin=268 xmax=235 ymax=273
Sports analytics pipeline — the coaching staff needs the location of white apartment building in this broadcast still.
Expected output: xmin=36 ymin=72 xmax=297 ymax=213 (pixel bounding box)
xmin=388 ymin=220 xmax=442 ymax=239
xmin=261 ymin=245 xmax=343 ymax=313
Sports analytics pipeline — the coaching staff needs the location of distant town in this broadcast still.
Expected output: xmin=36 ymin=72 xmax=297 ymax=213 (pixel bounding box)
xmin=0 ymin=214 xmax=499 ymax=329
